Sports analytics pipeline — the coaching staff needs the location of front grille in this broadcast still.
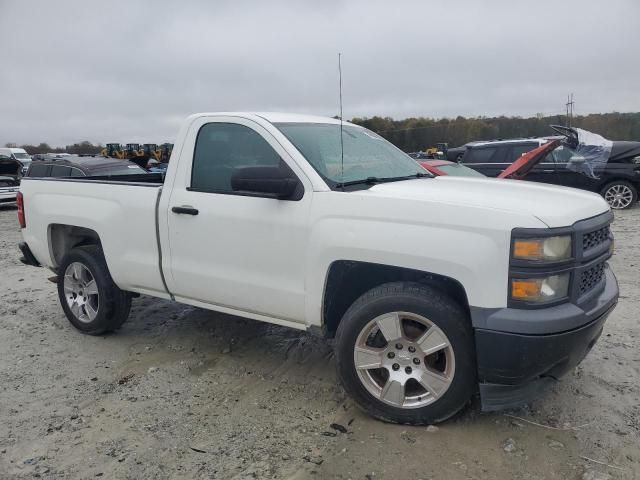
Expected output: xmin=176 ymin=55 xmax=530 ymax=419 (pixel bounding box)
xmin=583 ymin=226 xmax=610 ymax=251
xmin=579 ymin=263 xmax=605 ymax=295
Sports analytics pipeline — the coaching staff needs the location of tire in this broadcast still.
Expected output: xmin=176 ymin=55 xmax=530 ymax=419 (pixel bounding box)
xmin=600 ymin=181 xmax=637 ymax=210
xmin=335 ymin=282 xmax=476 ymax=425
xmin=57 ymin=245 xmax=132 ymax=335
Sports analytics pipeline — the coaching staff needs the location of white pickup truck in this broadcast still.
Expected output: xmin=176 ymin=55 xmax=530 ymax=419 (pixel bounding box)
xmin=17 ymin=113 xmax=618 ymax=424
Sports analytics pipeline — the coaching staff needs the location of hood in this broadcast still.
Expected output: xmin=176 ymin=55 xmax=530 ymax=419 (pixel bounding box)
xmin=609 ymin=141 xmax=640 ymax=162
xmin=358 ymin=176 xmax=609 ymax=228
xmin=498 ymin=140 xmax=561 ymax=179
xmin=0 ymin=158 xmax=22 ymax=178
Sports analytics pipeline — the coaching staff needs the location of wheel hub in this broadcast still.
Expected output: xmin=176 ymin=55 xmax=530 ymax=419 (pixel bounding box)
xmin=63 ymin=262 xmax=100 ymax=324
xmin=605 ymin=184 xmax=633 ymax=209
xmin=353 ymin=311 xmax=455 ymax=409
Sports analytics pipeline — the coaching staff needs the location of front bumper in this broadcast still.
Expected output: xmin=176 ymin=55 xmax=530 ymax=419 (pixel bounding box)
xmin=473 ymin=266 xmax=618 ymax=411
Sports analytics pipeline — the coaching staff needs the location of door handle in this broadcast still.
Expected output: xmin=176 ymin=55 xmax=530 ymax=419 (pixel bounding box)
xmin=542 ymin=169 xmax=554 ymax=173
xmin=171 ymin=206 xmax=199 ymax=215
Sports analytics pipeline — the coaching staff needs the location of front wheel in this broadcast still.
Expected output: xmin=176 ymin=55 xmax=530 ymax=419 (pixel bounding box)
xmin=335 ymin=282 xmax=476 ymax=425
xmin=57 ymin=245 xmax=132 ymax=335
xmin=601 ymin=181 xmax=637 ymax=209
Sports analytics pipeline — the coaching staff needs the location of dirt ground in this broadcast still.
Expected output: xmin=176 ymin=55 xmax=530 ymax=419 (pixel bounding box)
xmin=0 ymin=204 xmax=638 ymax=480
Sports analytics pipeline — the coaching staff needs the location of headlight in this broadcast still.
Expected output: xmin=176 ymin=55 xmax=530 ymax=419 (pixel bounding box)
xmin=513 ymin=235 xmax=572 ymax=262
xmin=511 ymin=273 xmax=570 ymax=303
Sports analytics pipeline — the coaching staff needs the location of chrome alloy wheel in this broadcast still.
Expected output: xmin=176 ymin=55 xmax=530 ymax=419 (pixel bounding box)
xmin=604 ymin=184 xmax=634 ymax=209
xmin=63 ymin=262 xmax=99 ymax=323
xmin=353 ymin=311 xmax=455 ymax=409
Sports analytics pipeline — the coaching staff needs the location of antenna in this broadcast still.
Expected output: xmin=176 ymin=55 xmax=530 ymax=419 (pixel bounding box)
xmin=338 ymin=52 xmax=344 ymax=188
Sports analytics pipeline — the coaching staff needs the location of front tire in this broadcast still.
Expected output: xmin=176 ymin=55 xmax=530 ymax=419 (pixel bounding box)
xmin=601 ymin=181 xmax=637 ymax=209
xmin=335 ymin=282 xmax=476 ymax=425
xmin=57 ymin=245 xmax=131 ymax=335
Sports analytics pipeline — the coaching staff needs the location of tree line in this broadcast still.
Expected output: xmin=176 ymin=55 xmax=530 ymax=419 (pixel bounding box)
xmin=3 ymin=140 xmax=104 ymax=155
xmin=5 ymin=112 xmax=640 ymax=155
xmin=350 ymin=112 xmax=640 ymax=152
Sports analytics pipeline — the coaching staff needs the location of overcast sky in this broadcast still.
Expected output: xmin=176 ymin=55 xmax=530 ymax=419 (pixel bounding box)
xmin=1 ymin=0 xmax=639 ymax=146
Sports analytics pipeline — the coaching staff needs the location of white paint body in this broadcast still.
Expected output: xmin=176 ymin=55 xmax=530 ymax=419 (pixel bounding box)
xmin=19 ymin=113 xmax=611 ymax=330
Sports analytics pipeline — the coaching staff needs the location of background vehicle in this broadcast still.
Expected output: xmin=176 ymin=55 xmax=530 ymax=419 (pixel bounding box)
xmin=17 ymin=113 xmax=618 ymax=425
xmin=0 ymin=155 xmax=22 ymax=205
xmin=146 ymin=160 xmax=169 ymax=175
xmin=0 ymin=147 xmax=32 ymax=175
xmin=100 ymin=143 xmax=174 ymax=165
xmin=418 ymin=159 xmax=485 ymax=177
xmin=445 ymin=141 xmax=484 ymax=162
xmin=25 ymin=156 xmax=152 ymax=179
xmin=459 ymin=134 xmax=640 ymax=209
xmin=408 ymin=143 xmax=448 ymax=160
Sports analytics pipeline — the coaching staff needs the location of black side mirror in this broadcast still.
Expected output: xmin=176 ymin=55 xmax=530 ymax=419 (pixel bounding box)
xmin=231 ymin=165 xmax=302 ymax=200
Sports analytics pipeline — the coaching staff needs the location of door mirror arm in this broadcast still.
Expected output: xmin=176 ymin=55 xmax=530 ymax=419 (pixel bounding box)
xmin=230 ymin=166 xmax=303 ymax=200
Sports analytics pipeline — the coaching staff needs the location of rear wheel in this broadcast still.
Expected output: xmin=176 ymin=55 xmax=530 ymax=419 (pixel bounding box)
xmin=601 ymin=181 xmax=637 ymax=209
xmin=335 ymin=282 xmax=476 ymax=424
xmin=57 ymin=245 xmax=131 ymax=335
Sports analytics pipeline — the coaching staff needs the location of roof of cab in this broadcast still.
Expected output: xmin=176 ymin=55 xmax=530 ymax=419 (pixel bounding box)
xmin=190 ymin=112 xmax=350 ymax=126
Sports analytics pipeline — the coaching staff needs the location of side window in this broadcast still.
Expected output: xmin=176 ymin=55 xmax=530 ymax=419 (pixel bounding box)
xmin=506 ymin=143 xmax=538 ymax=163
xmin=50 ymin=166 xmax=72 ymax=177
xmin=552 ymin=145 xmax=575 ymax=164
xmin=463 ymin=146 xmax=503 ymax=164
xmin=28 ymin=163 xmax=49 ymax=177
xmin=70 ymin=168 xmax=85 ymax=177
xmin=191 ymin=123 xmax=283 ymax=194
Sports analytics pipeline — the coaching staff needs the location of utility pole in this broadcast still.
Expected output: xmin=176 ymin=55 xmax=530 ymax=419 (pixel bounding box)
xmin=565 ymin=93 xmax=575 ymax=127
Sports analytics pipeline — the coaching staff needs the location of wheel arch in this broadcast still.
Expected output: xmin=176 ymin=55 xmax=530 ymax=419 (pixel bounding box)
xmin=322 ymin=260 xmax=470 ymax=338
xmin=48 ymin=223 xmax=102 ymax=269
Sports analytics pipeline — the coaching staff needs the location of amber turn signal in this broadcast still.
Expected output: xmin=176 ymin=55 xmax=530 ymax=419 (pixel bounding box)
xmin=511 ymin=279 xmax=541 ymax=300
xmin=513 ymin=239 xmax=543 ymax=259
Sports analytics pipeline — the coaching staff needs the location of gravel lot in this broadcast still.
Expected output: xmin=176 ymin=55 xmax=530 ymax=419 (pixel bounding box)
xmin=0 ymin=204 xmax=638 ymax=480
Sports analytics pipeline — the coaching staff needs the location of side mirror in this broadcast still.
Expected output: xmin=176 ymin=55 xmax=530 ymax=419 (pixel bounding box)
xmin=231 ymin=165 xmax=301 ymax=200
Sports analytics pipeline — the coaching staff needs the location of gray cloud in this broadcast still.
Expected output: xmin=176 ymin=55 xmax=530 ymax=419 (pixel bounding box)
xmin=1 ymin=0 xmax=638 ymax=146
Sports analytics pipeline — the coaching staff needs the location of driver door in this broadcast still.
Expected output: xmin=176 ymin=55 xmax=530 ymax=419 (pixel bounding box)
xmin=164 ymin=117 xmax=312 ymax=323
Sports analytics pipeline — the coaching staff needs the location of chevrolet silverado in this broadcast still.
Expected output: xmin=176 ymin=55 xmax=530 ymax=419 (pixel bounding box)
xmin=17 ymin=113 xmax=618 ymax=424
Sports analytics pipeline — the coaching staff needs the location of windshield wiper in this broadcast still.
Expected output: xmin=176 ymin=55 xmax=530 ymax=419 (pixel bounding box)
xmin=335 ymin=172 xmax=430 ymax=188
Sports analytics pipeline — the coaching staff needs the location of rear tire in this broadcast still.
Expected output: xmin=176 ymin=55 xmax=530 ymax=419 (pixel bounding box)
xmin=335 ymin=282 xmax=476 ymax=425
xmin=600 ymin=181 xmax=637 ymax=209
xmin=57 ymin=245 xmax=131 ymax=335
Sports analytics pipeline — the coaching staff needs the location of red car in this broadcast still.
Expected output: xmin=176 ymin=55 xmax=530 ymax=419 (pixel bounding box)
xmin=418 ymin=141 xmax=561 ymax=180
xmin=418 ymin=160 xmax=486 ymax=177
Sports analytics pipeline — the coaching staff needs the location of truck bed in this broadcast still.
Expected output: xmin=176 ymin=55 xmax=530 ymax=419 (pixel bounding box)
xmin=19 ymin=176 xmax=168 ymax=298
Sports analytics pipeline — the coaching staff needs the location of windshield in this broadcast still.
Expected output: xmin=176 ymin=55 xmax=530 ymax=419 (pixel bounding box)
xmin=275 ymin=123 xmax=428 ymax=189
xmin=12 ymin=152 xmax=30 ymax=160
xmin=438 ymin=164 xmax=484 ymax=177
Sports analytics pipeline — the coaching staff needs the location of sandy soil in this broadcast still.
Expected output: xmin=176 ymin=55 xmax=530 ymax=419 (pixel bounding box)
xmin=0 ymin=204 xmax=638 ymax=480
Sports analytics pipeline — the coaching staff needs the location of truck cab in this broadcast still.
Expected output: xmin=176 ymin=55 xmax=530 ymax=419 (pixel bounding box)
xmin=16 ymin=113 xmax=618 ymax=424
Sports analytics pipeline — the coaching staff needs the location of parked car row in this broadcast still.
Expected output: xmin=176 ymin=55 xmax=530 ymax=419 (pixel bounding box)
xmin=429 ymin=127 xmax=640 ymax=209
xmin=0 ymin=155 xmax=22 ymax=205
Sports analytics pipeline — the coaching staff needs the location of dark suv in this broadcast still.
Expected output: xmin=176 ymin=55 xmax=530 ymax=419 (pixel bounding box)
xmin=459 ymin=135 xmax=640 ymax=209
xmin=26 ymin=156 xmax=149 ymax=178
